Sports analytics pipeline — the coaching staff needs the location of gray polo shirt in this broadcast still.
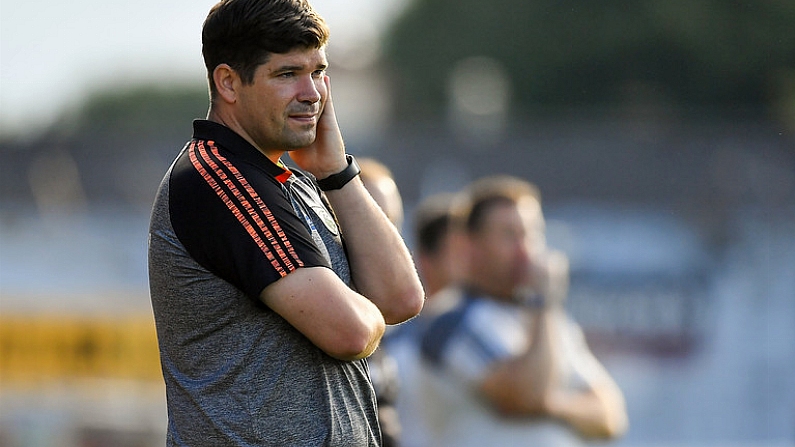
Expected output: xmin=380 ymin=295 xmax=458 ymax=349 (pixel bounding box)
xmin=148 ymin=120 xmax=381 ymax=446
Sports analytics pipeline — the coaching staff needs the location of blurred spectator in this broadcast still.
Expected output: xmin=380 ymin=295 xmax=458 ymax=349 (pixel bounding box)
xmin=384 ymin=191 xmax=462 ymax=447
xmin=359 ymin=157 xmax=405 ymax=231
xmin=358 ymin=157 xmax=408 ymax=447
xmin=417 ymin=175 xmax=628 ymax=446
xmin=412 ymin=192 xmax=463 ymax=297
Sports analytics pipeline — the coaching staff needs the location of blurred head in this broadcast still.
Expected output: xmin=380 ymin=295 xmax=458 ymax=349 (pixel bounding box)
xmin=413 ymin=192 xmax=461 ymax=297
xmin=202 ymin=0 xmax=330 ymax=98
xmin=454 ymin=175 xmax=546 ymax=300
xmin=359 ymin=158 xmax=404 ymax=229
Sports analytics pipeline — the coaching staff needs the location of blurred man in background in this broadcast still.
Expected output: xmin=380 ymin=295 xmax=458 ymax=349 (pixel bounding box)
xmin=417 ymin=175 xmax=628 ymax=446
xmin=411 ymin=192 xmax=462 ymax=298
xmin=384 ymin=191 xmax=462 ymax=447
xmin=359 ymin=157 xmax=405 ymax=231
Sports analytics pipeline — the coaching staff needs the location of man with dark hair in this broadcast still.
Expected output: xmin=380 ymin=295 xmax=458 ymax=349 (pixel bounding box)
xmin=380 ymin=191 xmax=462 ymax=447
xmin=416 ymin=175 xmax=628 ymax=446
xmin=412 ymin=192 xmax=461 ymax=298
xmin=148 ymin=1 xmax=424 ymax=445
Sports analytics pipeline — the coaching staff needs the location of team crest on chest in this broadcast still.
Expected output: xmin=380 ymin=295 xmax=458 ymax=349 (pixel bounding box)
xmin=288 ymin=177 xmax=340 ymax=236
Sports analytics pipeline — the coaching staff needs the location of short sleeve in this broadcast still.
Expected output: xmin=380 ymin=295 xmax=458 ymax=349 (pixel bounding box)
xmin=168 ymin=139 xmax=331 ymax=300
xmin=423 ymin=299 xmax=528 ymax=386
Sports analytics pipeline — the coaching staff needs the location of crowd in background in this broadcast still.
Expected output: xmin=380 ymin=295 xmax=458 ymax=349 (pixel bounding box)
xmin=360 ymin=158 xmax=629 ymax=447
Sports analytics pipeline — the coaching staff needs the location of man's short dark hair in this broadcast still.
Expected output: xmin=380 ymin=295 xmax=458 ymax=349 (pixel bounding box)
xmin=455 ymin=175 xmax=541 ymax=234
xmin=202 ymin=0 xmax=330 ymax=95
xmin=414 ymin=193 xmax=457 ymax=255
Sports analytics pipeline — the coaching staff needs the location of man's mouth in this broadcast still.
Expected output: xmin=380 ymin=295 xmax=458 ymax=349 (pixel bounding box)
xmin=288 ymin=111 xmax=318 ymax=125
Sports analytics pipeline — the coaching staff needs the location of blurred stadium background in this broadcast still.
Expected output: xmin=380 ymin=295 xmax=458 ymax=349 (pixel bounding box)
xmin=2 ymin=0 xmax=794 ymax=446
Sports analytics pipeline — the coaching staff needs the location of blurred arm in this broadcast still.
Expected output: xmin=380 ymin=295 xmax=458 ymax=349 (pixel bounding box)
xmin=479 ymin=250 xmax=628 ymax=439
xmin=545 ymin=360 xmax=629 ymax=439
xmin=479 ymin=308 xmax=628 ymax=439
xmin=478 ymin=308 xmax=561 ymax=416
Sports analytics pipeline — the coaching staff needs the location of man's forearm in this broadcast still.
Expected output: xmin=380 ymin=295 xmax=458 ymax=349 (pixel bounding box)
xmin=546 ymin=386 xmax=627 ymax=439
xmin=325 ymin=176 xmax=424 ymax=324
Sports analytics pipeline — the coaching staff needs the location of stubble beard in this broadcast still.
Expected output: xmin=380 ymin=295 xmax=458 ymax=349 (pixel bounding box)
xmin=282 ymin=126 xmax=317 ymax=151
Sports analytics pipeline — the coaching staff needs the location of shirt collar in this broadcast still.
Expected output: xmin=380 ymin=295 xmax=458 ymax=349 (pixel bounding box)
xmin=192 ymin=119 xmax=293 ymax=183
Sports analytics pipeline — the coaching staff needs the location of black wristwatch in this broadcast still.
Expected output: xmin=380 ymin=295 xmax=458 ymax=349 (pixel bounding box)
xmin=317 ymin=154 xmax=361 ymax=191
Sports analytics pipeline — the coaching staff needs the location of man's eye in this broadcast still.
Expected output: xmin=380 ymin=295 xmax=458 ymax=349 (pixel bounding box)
xmin=279 ymin=72 xmax=295 ymax=78
xmin=312 ymin=69 xmax=326 ymax=78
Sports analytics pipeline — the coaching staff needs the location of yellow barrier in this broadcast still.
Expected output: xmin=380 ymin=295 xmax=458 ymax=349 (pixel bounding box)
xmin=0 ymin=313 xmax=162 ymax=384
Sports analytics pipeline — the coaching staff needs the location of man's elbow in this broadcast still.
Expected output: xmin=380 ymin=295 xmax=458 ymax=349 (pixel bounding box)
xmin=325 ymin=320 xmax=386 ymax=361
xmin=383 ymin=287 xmax=425 ymax=325
xmin=577 ymin=417 xmax=628 ymax=440
xmin=591 ymin=388 xmax=629 ymax=439
xmin=601 ymin=408 xmax=629 ymax=439
xmin=574 ymin=400 xmax=629 ymax=440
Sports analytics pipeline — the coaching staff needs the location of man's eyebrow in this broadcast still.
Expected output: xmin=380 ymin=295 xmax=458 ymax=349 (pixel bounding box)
xmin=273 ymin=64 xmax=303 ymax=73
xmin=273 ymin=63 xmax=328 ymax=72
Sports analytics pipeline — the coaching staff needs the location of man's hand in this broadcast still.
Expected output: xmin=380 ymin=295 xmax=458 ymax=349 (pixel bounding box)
xmin=542 ymin=250 xmax=570 ymax=307
xmin=289 ymin=75 xmax=349 ymax=179
xmin=524 ymin=249 xmax=569 ymax=308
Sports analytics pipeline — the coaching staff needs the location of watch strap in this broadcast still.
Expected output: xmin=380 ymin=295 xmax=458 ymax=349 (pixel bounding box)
xmin=317 ymin=154 xmax=361 ymax=191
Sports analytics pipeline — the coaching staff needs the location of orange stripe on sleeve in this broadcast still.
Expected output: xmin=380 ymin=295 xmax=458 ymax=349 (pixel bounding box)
xmin=208 ymin=144 xmax=304 ymax=270
xmin=188 ymin=141 xmax=293 ymax=277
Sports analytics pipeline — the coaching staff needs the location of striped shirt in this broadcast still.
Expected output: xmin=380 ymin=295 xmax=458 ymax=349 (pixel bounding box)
xmin=148 ymin=120 xmax=380 ymax=446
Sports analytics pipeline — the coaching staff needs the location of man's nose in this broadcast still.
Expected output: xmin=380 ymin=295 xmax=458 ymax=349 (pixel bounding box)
xmin=298 ymin=76 xmax=322 ymax=103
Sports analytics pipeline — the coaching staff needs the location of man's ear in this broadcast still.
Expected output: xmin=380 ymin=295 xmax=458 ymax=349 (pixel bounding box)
xmin=212 ymin=64 xmax=239 ymax=104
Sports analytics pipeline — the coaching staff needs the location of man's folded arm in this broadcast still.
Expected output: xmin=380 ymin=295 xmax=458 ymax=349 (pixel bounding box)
xmin=260 ymin=266 xmax=386 ymax=361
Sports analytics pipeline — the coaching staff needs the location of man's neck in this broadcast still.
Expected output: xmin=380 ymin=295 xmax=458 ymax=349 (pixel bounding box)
xmin=206 ymin=108 xmax=284 ymax=164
